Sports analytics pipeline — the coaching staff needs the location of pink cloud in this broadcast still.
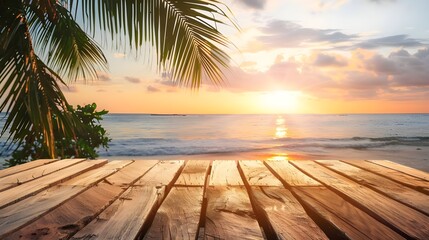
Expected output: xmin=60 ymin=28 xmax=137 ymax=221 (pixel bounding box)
xmin=216 ymin=48 xmax=429 ymax=101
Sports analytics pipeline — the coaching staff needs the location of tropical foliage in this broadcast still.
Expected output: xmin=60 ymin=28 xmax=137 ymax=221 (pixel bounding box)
xmin=5 ymin=103 xmax=110 ymax=167
xmin=0 ymin=0 xmax=234 ymax=159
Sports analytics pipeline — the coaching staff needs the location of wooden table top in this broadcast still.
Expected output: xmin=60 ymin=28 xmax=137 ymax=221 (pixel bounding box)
xmin=0 ymin=159 xmax=428 ymax=239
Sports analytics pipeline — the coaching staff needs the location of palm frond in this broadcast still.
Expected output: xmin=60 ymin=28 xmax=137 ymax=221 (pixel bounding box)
xmin=27 ymin=2 xmax=108 ymax=81
xmin=69 ymin=0 xmax=236 ymax=87
xmin=0 ymin=1 xmax=81 ymax=158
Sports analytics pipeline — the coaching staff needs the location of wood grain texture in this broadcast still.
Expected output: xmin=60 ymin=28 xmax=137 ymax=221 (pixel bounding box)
xmin=250 ymin=186 xmax=328 ymax=240
xmin=175 ymin=160 xmax=211 ymax=186
xmin=204 ymin=186 xmax=263 ymax=240
xmin=6 ymin=183 xmax=123 ymax=240
xmin=2 ymin=159 xmax=428 ymax=239
xmin=368 ymin=160 xmax=429 ymax=181
xmin=210 ymin=160 xmax=243 ymax=186
xmin=292 ymin=160 xmax=429 ymax=239
xmin=6 ymin=160 xmax=156 ymax=240
xmin=144 ymin=187 xmax=204 ymax=240
xmin=0 ymin=160 xmax=131 ymax=238
xmin=293 ymin=187 xmax=404 ymax=240
xmin=0 ymin=159 xmax=56 ymax=179
xmin=71 ymin=160 xmax=183 ymax=240
xmin=317 ymin=160 xmax=429 ymax=215
xmin=238 ymin=160 xmax=283 ymax=186
xmin=343 ymin=160 xmax=429 ymax=194
xmin=135 ymin=160 xmax=185 ymax=187
xmin=72 ymin=186 xmax=165 ymax=240
xmin=0 ymin=160 xmax=107 ymax=210
xmin=0 ymin=159 xmax=84 ymax=192
xmin=265 ymin=160 xmax=322 ymax=187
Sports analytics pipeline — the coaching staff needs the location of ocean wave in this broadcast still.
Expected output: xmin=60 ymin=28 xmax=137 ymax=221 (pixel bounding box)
xmin=273 ymin=136 xmax=429 ymax=149
xmin=99 ymin=136 xmax=429 ymax=156
xmin=1 ymin=136 xmax=428 ymax=157
xmin=102 ymin=138 xmax=265 ymax=156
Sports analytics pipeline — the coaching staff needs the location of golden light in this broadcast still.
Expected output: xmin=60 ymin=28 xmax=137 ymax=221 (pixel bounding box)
xmin=275 ymin=126 xmax=287 ymax=138
xmin=260 ymin=91 xmax=301 ymax=113
xmin=275 ymin=116 xmax=288 ymax=139
xmin=267 ymin=153 xmax=289 ymax=161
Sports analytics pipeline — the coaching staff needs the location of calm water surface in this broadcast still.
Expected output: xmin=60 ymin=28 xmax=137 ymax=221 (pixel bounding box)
xmin=1 ymin=114 xmax=428 ymax=170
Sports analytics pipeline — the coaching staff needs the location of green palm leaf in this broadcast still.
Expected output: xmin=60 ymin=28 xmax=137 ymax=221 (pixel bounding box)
xmin=27 ymin=3 xmax=108 ymax=81
xmin=0 ymin=1 xmax=93 ymax=158
xmin=69 ymin=0 xmax=236 ymax=87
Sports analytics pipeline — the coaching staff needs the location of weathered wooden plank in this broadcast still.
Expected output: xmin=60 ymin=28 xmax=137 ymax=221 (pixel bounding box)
xmin=71 ymin=160 xmax=184 ymax=240
xmin=265 ymin=160 xmax=322 ymax=187
xmin=343 ymin=160 xmax=429 ymax=194
xmin=144 ymin=187 xmax=204 ymax=239
xmin=175 ymin=160 xmax=211 ymax=186
xmin=238 ymin=160 xmax=283 ymax=186
xmin=72 ymin=186 xmax=165 ymax=240
xmin=251 ymin=186 xmax=328 ymax=240
xmin=239 ymin=160 xmax=326 ymax=239
xmin=0 ymin=159 xmax=57 ymax=179
xmin=100 ymin=160 xmax=159 ymax=186
xmin=135 ymin=160 xmax=185 ymax=186
xmin=0 ymin=160 xmax=132 ymax=238
xmin=210 ymin=160 xmax=243 ymax=186
xmin=368 ymin=160 xmax=429 ymax=181
xmin=317 ymin=160 xmax=429 ymax=215
xmin=0 ymin=159 xmax=84 ymax=192
xmin=0 ymin=160 xmax=107 ymax=209
xmin=292 ymin=160 xmax=429 ymax=239
xmin=204 ymin=186 xmax=263 ymax=239
xmin=8 ymin=184 xmax=122 ymax=240
xmin=293 ymin=187 xmax=404 ymax=240
xmin=6 ymin=161 xmax=157 ymax=240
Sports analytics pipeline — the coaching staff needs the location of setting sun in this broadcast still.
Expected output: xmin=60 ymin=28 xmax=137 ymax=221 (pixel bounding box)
xmin=260 ymin=91 xmax=301 ymax=113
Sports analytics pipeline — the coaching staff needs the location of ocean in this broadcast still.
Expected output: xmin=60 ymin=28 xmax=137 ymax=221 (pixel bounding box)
xmin=1 ymin=114 xmax=429 ymax=171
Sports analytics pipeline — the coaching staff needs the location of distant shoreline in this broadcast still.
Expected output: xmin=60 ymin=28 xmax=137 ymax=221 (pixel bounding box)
xmin=150 ymin=114 xmax=187 ymax=116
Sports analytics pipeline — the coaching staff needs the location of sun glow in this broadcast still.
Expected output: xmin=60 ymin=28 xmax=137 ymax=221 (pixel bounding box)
xmin=260 ymin=91 xmax=301 ymax=113
xmin=267 ymin=153 xmax=289 ymax=161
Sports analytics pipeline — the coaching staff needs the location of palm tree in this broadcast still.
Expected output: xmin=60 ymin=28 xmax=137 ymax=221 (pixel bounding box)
xmin=0 ymin=0 xmax=235 ymax=159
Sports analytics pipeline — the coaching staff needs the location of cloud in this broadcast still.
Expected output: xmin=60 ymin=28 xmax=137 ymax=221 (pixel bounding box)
xmin=247 ymin=20 xmax=356 ymax=51
xmin=385 ymin=49 xmax=429 ymax=87
xmin=147 ymin=85 xmax=161 ymax=92
xmin=313 ymin=53 xmax=347 ymax=67
xmin=365 ymin=55 xmax=397 ymax=74
xmin=245 ymin=19 xmax=426 ymax=52
xmin=61 ymin=85 xmax=79 ymax=93
xmin=355 ymin=35 xmax=426 ymax=49
xmin=221 ymin=48 xmax=429 ymax=101
xmin=142 ymin=79 xmax=179 ymax=93
xmin=236 ymin=0 xmax=266 ymax=9
xmin=157 ymin=79 xmax=177 ymax=87
xmin=415 ymin=48 xmax=429 ymax=59
xmin=97 ymin=72 xmax=111 ymax=81
xmin=124 ymin=76 xmax=140 ymax=84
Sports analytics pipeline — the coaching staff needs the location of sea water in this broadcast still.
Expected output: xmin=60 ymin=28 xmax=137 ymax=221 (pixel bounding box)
xmin=1 ymin=114 xmax=428 ymax=171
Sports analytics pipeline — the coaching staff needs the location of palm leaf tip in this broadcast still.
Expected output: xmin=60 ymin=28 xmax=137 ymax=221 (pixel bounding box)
xmin=69 ymin=0 xmax=237 ymax=88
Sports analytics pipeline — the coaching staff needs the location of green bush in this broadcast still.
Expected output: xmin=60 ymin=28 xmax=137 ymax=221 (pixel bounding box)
xmin=4 ymin=103 xmax=110 ymax=167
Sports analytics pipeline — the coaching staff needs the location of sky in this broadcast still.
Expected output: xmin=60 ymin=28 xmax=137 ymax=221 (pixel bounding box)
xmin=64 ymin=0 xmax=429 ymax=114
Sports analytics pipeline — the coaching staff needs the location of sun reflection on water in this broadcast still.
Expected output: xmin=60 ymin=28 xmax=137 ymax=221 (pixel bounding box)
xmin=268 ymin=116 xmax=290 ymax=161
xmin=274 ymin=116 xmax=288 ymax=139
